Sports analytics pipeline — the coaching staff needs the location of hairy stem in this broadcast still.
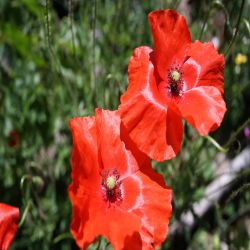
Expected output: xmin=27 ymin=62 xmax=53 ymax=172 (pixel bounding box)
xmin=224 ymin=0 xmax=245 ymax=56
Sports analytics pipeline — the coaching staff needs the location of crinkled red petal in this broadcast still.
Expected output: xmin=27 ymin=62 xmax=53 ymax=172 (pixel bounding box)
xmin=95 ymin=109 xmax=139 ymax=178
xmin=120 ymin=122 xmax=150 ymax=169
xmin=69 ymin=116 xmax=99 ymax=180
xmin=82 ymin=195 xmax=142 ymax=250
xmin=185 ymin=40 xmax=225 ymax=94
xmin=178 ymin=86 xmax=226 ymax=135
xmin=182 ymin=58 xmax=199 ymax=91
xmin=120 ymin=123 xmax=166 ymax=188
xmin=68 ymin=135 xmax=101 ymax=248
xmin=119 ymin=46 xmax=183 ymax=162
xmin=120 ymin=46 xmax=156 ymax=103
xmin=127 ymin=172 xmax=172 ymax=249
xmin=0 ymin=203 xmax=19 ymax=249
xmin=148 ymin=10 xmax=191 ymax=80
xmin=69 ymin=183 xmax=93 ymax=248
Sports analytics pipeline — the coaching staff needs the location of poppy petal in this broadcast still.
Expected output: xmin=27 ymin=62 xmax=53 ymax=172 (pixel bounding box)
xmin=120 ymin=46 xmax=155 ymax=103
xmin=120 ymin=122 xmax=150 ymax=170
xmin=120 ymin=123 xmax=166 ymax=187
xmin=127 ymin=172 xmax=172 ymax=248
xmin=182 ymin=58 xmax=199 ymax=91
xmin=178 ymin=86 xmax=226 ymax=135
xmin=69 ymin=173 xmax=142 ymax=250
xmin=0 ymin=203 xmax=19 ymax=249
xmin=70 ymin=171 xmax=172 ymax=250
xmin=69 ymin=183 xmax=92 ymax=248
xmin=95 ymin=109 xmax=139 ymax=178
xmin=185 ymin=40 xmax=225 ymax=93
xmin=69 ymin=139 xmax=101 ymax=248
xmin=148 ymin=10 xmax=191 ymax=80
xmin=119 ymin=46 xmax=183 ymax=162
xmin=69 ymin=116 xmax=100 ymax=188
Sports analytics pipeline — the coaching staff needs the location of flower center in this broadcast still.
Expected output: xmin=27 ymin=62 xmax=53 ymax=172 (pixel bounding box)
xmin=101 ymin=169 xmax=122 ymax=205
xmin=106 ymin=176 xmax=116 ymax=190
xmin=167 ymin=67 xmax=183 ymax=97
xmin=171 ymin=70 xmax=181 ymax=81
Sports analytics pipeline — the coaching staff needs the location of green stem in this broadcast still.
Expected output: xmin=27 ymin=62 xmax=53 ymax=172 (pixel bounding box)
xmin=45 ymin=0 xmax=53 ymax=58
xmin=199 ymin=3 xmax=212 ymax=40
xmin=199 ymin=0 xmax=229 ymax=41
xmin=205 ymin=135 xmax=228 ymax=153
xmin=225 ymin=117 xmax=250 ymax=148
xmin=44 ymin=0 xmax=76 ymax=109
xmin=53 ymin=232 xmax=72 ymax=244
xmin=18 ymin=200 xmax=32 ymax=228
xmin=91 ymin=0 xmax=97 ymax=105
xmin=68 ymin=0 xmax=77 ymax=60
xmin=226 ymin=182 xmax=250 ymax=203
xmin=224 ymin=0 xmax=245 ymax=56
xmin=173 ymin=0 xmax=181 ymax=9
xmin=20 ymin=174 xmax=32 ymax=191
xmin=243 ymin=18 xmax=250 ymax=37
xmin=206 ymin=117 xmax=250 ymax=153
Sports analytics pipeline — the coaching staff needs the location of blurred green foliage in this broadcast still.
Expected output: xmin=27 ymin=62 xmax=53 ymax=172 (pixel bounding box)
xmin=0 ymin=0 xmax=250 ymax=249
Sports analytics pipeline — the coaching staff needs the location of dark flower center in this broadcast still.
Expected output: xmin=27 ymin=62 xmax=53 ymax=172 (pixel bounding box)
xmin=101 ymin=169 xmax=122 ymax=205
xmin=167 ymin=66 xmax=183 ymax=97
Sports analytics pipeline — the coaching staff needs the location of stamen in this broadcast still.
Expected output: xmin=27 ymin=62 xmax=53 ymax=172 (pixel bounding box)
xmin=101 ymin=169 xmax=122 ymax=205
xmin=106 ymin=176 xmax=116 ymax=190
xmin=171 ymin=70 xmax=181 ymax=81
xmin=167 ymin=66 xmax=183 ymax=97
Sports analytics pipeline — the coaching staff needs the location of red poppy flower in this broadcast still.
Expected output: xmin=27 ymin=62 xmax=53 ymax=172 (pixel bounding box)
xmin=119 ymin=10 xmax=226 ymax=162
xmin=68 ymin=109 xmax=172 ymax=249
xmin=0 ymin=203 xmax=19 ymax=249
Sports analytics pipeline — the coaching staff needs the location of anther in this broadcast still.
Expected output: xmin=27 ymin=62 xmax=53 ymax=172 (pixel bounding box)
xmin=106 ymin=176 xmax=116 ymax=190
xmin=167 ymin=66 xmax=183 ymax=97
xmin=171 ymin=70 xmax=181 ymax=81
